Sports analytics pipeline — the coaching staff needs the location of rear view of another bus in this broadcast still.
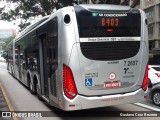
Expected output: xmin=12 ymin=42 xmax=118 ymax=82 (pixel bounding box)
xmin=60 ymin=4 xmax=148 ymax=110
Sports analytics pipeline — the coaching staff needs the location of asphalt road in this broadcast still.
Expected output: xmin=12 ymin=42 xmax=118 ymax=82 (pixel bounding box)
xmin=0 ymin=62 xmax=159 ymax=120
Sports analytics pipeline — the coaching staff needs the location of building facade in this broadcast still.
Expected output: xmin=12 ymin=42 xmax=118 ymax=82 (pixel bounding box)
xmin=0 ymin=29 xmax=16 ymax=40
xmin=0 ymin=20 xmax=16 ymax=40
xmin=122 ymin=0 xmax=160 ymax=53
xmin=120 ymin=0 xmax=160 ymax=63
xmin=141 ymin=0 xmax=160 ymax=53
xmin=0 ymin=20 xmax=16 ymax=51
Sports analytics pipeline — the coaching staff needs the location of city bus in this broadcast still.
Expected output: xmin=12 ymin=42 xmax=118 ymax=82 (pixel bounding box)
xmin=6 ymin=4 xmax=148 ymax=111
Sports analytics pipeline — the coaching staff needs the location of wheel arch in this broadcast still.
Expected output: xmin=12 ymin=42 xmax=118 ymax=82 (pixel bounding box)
xmin=33 ymin=73 xmax=41 ymax=94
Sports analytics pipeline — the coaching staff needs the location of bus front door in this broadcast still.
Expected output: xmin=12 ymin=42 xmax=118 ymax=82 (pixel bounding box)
xmin=39 ymin=33 xmax=58 ymax=103
xmin=39 ymin=35 xmax=49 ymax=98
xmin=46 ymin=37 xmax=58 ymax=104
xmin=39 ymin=18 xmax=58 ymax=103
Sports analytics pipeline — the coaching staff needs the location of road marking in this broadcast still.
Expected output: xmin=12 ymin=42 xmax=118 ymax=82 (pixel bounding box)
xmin=134 ymin=103 xmax=160 ymax=112
xmin=0 ymin=81 xmax=19 ymax=120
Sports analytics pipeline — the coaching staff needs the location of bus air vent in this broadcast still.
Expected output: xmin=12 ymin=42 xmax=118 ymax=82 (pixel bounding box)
xmin=80 ymin=41 xmax=140 ymax=61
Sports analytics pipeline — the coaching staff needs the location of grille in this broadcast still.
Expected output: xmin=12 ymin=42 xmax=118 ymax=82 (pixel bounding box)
xmin=80 ymin=41 xmax=140 ymax=61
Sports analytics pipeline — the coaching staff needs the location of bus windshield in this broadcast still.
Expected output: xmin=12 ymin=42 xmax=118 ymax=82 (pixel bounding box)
xmin=74 ymin=6 xmax=141 ymax=38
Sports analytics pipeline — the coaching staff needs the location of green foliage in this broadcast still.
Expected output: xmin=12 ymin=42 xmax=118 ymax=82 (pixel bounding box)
xmin=0 ymin=0 xmax=78 ymax=30
xmin=2 ymin=36 xmax=14 ymax=50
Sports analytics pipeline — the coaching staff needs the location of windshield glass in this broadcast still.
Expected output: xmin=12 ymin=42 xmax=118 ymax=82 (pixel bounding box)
xmin=74 ymin=6 xmax=141 ymax=38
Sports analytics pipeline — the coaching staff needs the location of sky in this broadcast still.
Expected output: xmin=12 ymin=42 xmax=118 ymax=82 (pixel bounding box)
xmin=0 ymin=0 xmax=19 ymax=32
xmin=0 ymin=20 xmax=18 ymax=29
xmin=0 ymin=0 xmax=43 ymax=33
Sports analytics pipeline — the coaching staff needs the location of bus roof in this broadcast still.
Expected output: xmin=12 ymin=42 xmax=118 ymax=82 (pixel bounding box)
xmin=76 ymin=4 xmax=131 ymax=11
xmin=15 ymin=15 xmax=49 ymax=41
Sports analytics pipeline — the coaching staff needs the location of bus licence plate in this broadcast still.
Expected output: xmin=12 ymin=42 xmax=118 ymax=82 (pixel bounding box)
xmin=104 ymin=81 xmax=121 ymax=88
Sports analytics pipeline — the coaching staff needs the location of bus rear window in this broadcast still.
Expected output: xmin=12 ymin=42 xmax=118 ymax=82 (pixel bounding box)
xmin=74 ymin=6 xmax=141 ymax=38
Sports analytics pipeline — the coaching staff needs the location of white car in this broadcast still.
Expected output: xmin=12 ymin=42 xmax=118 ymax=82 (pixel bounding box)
xmin=148 ymin=65 xmax=160 ymax=87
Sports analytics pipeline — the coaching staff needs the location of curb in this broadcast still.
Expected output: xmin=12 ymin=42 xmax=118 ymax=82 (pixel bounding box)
xmin=0 ymin=81 xmax=19 ymax=120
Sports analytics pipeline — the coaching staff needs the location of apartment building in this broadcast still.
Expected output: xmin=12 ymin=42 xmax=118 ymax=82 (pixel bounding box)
xmin=0 ymin=21 xmax=16 ymax=40
xmin=141 ymin=0 xmax=160 ymax=54
xmin=120 ymin=0 xmax=160 ymax=63
xmin=124 ymin=0 xmax=160 ymax=54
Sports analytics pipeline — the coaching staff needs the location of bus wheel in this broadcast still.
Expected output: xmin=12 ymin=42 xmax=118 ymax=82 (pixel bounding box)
xmin=29 ymin=81 xmax=35 ymax=94
xmin=36 ymin=83 xmax=43 ymax=101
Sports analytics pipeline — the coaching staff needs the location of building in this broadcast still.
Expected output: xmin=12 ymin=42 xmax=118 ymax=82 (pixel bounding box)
xmin=141 ymin=0 xmax=160 ymax=64
xmin=120 ymin=0 xmax=160 ymax=63
xmin=120 ymin=0 xmax=160 ymax=62
xmin=141 ymin=0 xmax=160 ymax=53
xmin=0 ymin=28 xmax=16 ymax=40
xmin=122 ymin=0 xmax=160 ymax=50
xmin=0 ymin=20 xmax=17 ymax=51
xmin=0 ymin=21 xmax=16 ymax=40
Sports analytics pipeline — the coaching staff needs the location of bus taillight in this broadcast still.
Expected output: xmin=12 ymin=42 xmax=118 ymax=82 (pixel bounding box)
xmin=141 ymin=64 xmax=148 ymax=91
xmin=63 ymin=64 xmax=77 ymax=99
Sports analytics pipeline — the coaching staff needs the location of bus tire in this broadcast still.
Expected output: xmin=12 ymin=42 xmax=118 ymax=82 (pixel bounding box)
xmin=28 ymin=74 xmax=35 ymax=94
xmin=29 ymin=80 xmax=35 ymax=94
xmin=36 ymin=83 xmax=43 ymax=101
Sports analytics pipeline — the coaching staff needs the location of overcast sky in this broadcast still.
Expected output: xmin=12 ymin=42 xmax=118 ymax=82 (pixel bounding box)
xmin=0 ymin=0 xmax=19 ymax=32
xmin=0 ymin=20 xmax=18 ymax=29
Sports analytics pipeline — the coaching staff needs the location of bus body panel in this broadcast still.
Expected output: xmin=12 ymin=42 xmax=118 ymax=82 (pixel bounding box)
xmin=67 ymin=6 xmax=148 ymax=96
xmin=68 ymin=42 xmax=147 ymax=96
xmin=6 ymin=4 xmax=148 ymax=111
xmin=61 ymin=88 xmax=147 ymax=111
xmin=60 ymin=5 xmax=148 ymax=110
xmin=56 ymin=7 xmax=80 ymax=108
xmin=60 ymin=7 xmax=79 ymax=65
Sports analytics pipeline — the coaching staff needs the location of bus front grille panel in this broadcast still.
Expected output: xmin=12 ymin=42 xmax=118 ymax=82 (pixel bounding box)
xmin=80 ymin=41 xmax=140 ymax=61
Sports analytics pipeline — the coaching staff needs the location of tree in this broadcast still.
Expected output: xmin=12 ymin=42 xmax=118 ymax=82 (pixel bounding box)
xmin=0 ymin=0 xmax=79 ymax=31
xmin=2 ymin=36 xmax=14 ymax=50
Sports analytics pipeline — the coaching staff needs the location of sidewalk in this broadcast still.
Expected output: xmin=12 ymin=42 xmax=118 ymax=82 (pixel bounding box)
xmin=0 ymin=85 xmax=12 ymax=120
xmin=0 ymin=87 xmax=9 ymax=111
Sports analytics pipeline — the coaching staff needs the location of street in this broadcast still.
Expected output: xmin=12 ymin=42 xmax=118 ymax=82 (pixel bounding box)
xmin=0 ymin=62 xmax=160 ymax=120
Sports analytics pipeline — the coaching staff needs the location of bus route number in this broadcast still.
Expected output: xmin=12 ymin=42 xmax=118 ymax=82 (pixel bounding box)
xmin=124 ymin=60 xmax=138 ymax=67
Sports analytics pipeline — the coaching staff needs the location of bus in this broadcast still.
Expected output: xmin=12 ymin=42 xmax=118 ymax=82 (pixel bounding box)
xmin=6 ymin=4 xmax=148 ymax=111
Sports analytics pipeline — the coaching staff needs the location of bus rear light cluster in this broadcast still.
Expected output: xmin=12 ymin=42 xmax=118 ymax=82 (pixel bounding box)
xmin=141 ymin=64 xmax=148 ymax=91
xmin=63 ymin=64 xmax=77 ymax=99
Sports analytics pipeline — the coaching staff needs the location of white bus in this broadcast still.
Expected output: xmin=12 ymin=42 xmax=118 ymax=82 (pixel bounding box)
xmin=6 ymin=4 xmax=148 ymax=111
